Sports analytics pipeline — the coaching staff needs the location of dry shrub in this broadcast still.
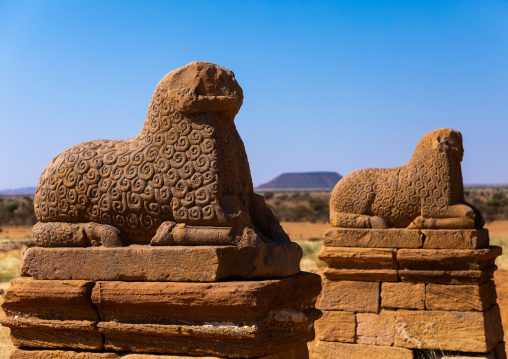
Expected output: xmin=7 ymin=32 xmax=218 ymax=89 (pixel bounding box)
xmin=0 ymin=196 xmax=36 ymax=227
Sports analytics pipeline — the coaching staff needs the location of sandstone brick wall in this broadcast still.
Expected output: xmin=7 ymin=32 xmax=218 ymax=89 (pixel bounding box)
xmin=314 ymin=228 xmax=506 ymax=359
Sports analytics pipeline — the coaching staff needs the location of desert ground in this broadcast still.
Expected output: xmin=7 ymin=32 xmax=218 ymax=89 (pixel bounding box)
xmin=0 ymin=221 xmax=507 ymax=358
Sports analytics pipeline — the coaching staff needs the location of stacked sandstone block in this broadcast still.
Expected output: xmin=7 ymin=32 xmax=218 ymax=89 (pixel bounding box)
xmin=314 ymin=127 xmax=505 ymax=358
xmin=0 ymin=62 xmax=322 ymax=358
xmin=314 ymin=227 xmax=505 ymax=359
xmin=2 ymin=271 xmax=320 ymax=358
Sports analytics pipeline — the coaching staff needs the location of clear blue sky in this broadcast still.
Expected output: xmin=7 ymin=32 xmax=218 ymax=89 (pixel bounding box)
xmin=1 ymin=0 xmax=507 ymax=190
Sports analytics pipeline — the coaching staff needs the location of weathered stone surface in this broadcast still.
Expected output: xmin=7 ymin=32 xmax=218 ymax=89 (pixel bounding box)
xmin=319 ymin=280 xmax=379 ymax=313
xmin=323 ymin=228 xmax=423 ymax=248
xmin=99 ymin=320 xmax=316 ymax=357
xmin=91 ymin=273 xmax=321 ymax=323
xmin=422 ymin=229 xmax=489 ymax=249
xmin=121 ymin=342 xmax=310 ymax=358
xmin=397 ymin=246 xmax=501 ymax=270
xmin=33 ymin=61 xmax=294 ymax=254
xmin=381 ymin=282 xmax=425 ymax=309
xmin=0 ymin=280 xmax=102 ymax=350
xmin=20 ymin=243 xmax=301 ymax=282
xmin=317 ymin=247 xmax=397 ymax=269
xmin=426 ymin=281 xmax=497 ymax=311
xmin=10 ymin=344 xmax=310 ymax=359
xmin=395 ymin=305 xmax=504 ymax=352
xmin=314 ymin=311 xmax=355 ymax=343
xmin=10 ymin=349 xmax=119 ymax=359
xmin=1 ymin=280 xmax=97 ymax=321
xmin=356 ymin=309 xmax=395 ymax=346
xmin=330 ymin=128 xmax=484 ymax=229
xmin=323 ymin=268 xmax=398 ymax=281
xmin=313 ymin=340 xmax=414 ymax=359
xmin=399 ymin=266 xmax=496 ymax=285
xmin=2 ymin=316 xmax=103 ymax=350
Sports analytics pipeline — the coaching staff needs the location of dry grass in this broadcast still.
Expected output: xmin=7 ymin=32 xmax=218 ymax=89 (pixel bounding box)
xmin=0 ymin=227 xmax=32 ymax=358
xmin=0 ymin=250 xmax=24 ymax=284
xmin=0 ymin=325 xmax=13 ymax=359
xmin=487 ymin=221 xmax=508 ymax=270
xmin=487 ymin=221 xmax=508 ymax=345
xmin=281 ymin=221 xmax=330 ymax=271
xmin=486 ymin=220 xmax=508 ymax=238
xmin=280 ymin=221 xmax=330 ymax=241
xmin=0 ymin=226 xmax=32 ymax=242
xmin=0 ymin=249 xmax=26 ymax=358
xmin=293 ymin=240 xmax=327 ymax=271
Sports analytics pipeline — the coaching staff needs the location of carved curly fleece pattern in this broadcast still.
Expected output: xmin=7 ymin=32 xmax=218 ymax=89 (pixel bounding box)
xmin=331 ymin=129 xmax=464 ymax=228
xmin=35 ymin=86 xmax=252 ymax=244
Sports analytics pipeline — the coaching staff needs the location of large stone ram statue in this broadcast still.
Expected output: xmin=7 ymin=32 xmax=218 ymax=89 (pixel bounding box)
xmin=33 ymin=62 xmax=290 ymax=248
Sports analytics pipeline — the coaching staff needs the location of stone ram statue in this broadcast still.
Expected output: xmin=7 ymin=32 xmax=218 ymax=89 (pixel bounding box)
xmin=330 ymin=128 xmax=484 ymax=229
xmin=33 ymin=62 xmax=290 ymax=247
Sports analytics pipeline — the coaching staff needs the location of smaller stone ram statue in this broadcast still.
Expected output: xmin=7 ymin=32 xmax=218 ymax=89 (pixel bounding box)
xmin=330 ymin=128 xmax=484 ymax=229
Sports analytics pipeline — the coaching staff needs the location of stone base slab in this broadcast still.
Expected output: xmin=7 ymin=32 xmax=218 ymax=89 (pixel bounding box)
xmin=317 ymin=247 xmax=397 ymax=269
xmin=324 ymin=228 xmax=423 ymax=248
xmin=20 ymin=242 xmax=302 ymax=282
xmin=313 ymin=340 xmax=414 ymax=359
xmin=1 ymin=316 xmax=103 ymax=350
xmin=397 ymin=246 xmax=501 ymax=271
xmin=323 ymin=228 xmax=489 ymax=249
xmin=1 ymin=273 xmax=321 ymax=357
xmin=399 ymin=266 xmax=496 ymax=285
xmin=422 ymin=228 xmax=489 ymax=249
xmin=9 ymin=343 xmax=310 ymax=358
xmin=1 ymin=280 xmax=98 ymax=321
xmin=323 ymin=268 xmax=398 ymax=281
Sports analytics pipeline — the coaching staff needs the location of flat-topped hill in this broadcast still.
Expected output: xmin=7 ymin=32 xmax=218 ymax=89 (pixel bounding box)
xmin=256 ymin=172 xmax=342 ymax=191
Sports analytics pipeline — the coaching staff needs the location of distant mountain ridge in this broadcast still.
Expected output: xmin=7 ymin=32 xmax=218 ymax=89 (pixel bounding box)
xmin=0 ymin=187 xmax=36 ymax=195
xmin=256 ymin=172 xmax=342 ymax=191
xmin=2 ymin=182 xmax=503 ymax=196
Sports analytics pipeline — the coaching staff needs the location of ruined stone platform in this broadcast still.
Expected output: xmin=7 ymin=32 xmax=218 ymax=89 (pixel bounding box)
xmin=314 ymin=228 xmax=505 ymax=359
xmin=1 ymin=273 xmax=321 ymax=358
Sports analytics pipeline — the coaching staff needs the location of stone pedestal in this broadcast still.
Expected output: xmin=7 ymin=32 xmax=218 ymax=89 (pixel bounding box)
xmin=314 ymin=228 xmax=506 ymax=359
xmin=2 ymin=272 xmax=320 ymax=358
xmin=1 ymin=61 xmax=323 ymax=358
